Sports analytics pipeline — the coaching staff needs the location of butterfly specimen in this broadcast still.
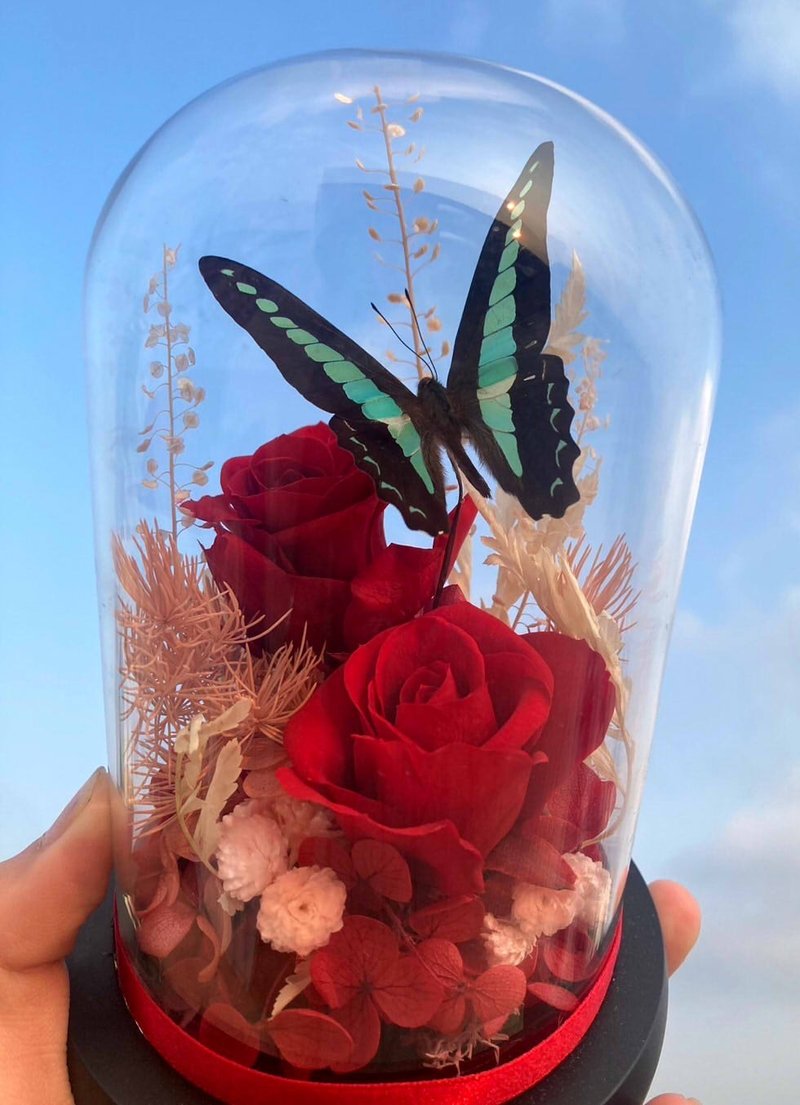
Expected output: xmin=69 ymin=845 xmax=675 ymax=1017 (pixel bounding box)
xmin=199 ymin=141 xmax=580 ymax=537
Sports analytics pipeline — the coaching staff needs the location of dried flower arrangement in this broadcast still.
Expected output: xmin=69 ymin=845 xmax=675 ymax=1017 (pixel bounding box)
xmin=113 ymin=88 xmax=637 ymax=1083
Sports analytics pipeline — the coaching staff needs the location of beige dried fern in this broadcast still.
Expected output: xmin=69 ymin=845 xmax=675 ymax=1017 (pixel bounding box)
xmin=114 ymin=522 xmax=319 ymax=835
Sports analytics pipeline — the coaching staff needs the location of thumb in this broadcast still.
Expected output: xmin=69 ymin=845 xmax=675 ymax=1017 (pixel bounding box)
xmin=0 ymin=767 xmax=113 ymax=1105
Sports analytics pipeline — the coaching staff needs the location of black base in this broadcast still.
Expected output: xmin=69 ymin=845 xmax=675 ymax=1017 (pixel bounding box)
xmin=67 ymin=862 xmax=667 ymax=1105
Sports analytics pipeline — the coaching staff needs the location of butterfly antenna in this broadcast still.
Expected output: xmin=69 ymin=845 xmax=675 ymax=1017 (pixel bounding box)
xmin=404 ymin=288 xmax=438 ymax=381
xmin=370 ymin=303 xmax=426 ymax=367
xmin=433 ymin=462 xmax=465 ymax=607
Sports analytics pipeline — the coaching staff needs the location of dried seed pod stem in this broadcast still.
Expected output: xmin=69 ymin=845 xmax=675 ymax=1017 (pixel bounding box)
xmin=139 ymin=245 xmax=212 ymax=538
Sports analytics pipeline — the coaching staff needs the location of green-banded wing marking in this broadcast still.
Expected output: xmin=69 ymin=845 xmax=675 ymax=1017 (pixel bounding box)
xmin=446 ymin=143 xmax=580 ymax=520
xmin=198 ymin=256 xmax=447 ymax=534
xmin=329 ymin=415 xmax=448 ymax=535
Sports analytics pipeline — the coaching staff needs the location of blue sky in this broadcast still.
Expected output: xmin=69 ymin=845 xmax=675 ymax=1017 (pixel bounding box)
xmin=2 ymin=2 xmax=798 ymax=1100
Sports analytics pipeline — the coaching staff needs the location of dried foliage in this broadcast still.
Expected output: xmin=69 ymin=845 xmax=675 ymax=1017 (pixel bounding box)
xmin=336 ymin=86 xmax=447 ymax=380
xmin=463 ymin=252 xmax=638 ymax=830
xmin=139 ymin=244 xmax=213 ymax=539
xmin=545 ymin=251 xmax=588 ymax=365
xmin=114 ymin=522 xmax=319 ymax=833
xmin=174 ymin=702 xmax=249 ymax=869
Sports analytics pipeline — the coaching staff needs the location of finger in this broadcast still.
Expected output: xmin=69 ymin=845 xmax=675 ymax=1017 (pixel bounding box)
xmin=0 ymin=768 xmax=112 ymax=1105
xmin=649 ymin=879 xmax=702 ymax=976
xmin=0 ymin=768 xmax=113 ymax=970
xmin=647 ymin=1097 xmax=702 ymax=1105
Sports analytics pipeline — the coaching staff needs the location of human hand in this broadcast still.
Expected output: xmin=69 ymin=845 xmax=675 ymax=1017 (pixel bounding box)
xmin=0 ymin=770 xmax=702 ymax=1105
xmin=644 ymin=880 xmax=703 ymax=1105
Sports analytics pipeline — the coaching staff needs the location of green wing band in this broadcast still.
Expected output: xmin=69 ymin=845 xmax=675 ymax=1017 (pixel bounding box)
xmin=199 ymin=256 xmax=448 ymax=535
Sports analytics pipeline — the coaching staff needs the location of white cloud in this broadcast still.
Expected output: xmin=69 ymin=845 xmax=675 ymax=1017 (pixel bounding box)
xmin=690 ymin=767 xmax=800 ymax=986
xmin=648 ymin=766 xmax=800 ymax=1102
xmin=718 ymin=0 xmax=800 ymax=99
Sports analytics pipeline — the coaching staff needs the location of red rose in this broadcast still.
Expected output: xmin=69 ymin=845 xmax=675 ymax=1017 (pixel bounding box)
xmin=279 ymin=604 xmax=614 ymax=897
xmin=185 ymin=424 xmax=473 ymax=655
xmin=485 ymin=634 xmax=617 ymax=883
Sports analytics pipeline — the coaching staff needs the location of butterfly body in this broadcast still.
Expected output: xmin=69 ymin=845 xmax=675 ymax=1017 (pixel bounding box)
xmin=415 ymin=376 xmax=492 ymax=500
xmin=199 ymin=140 xmax=580 ymax=538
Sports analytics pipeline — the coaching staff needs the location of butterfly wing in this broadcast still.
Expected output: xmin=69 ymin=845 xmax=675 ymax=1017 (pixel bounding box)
xmin=446 ymin=142 xmax=580 ymax=520
xmin=199 ymin=257 xmax=448 ymax=535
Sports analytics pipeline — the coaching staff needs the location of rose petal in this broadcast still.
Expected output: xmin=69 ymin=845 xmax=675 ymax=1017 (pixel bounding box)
xmin=483 ymin=651 xmax=552 ymax=749
xmin=274 ymin=496 xmax=386 ymax=579
xmin=394 ymin=683 xmax=497 ymax=751
xmin=203 ymin=532 xmax=292 ymax=638
xmin=524 ymin=633 xmax=616 ymax=792
xmin=352 ymin=736 xmax=532 ymax=856
xmin=372 ymin=615 xmax=487 ymax=720
xmin=277 ymin=768 xmax=485 ymax=896
xmin=283 ymin=667 xmax=359 ymax=788
xmin=342 ymin=498 xmax=476 ymax=652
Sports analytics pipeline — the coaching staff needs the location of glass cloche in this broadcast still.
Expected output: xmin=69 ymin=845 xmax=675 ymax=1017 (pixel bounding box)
xmin=85 ymin=49 xmax=719 ymax=1098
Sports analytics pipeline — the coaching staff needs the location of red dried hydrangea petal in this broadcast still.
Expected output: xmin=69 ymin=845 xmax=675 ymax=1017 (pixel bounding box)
xmin=351 ymin=838 xmax=413 ymax=903
xmin=486 ymin=833 xmax=577 ymax=890
xmin=371 ymin=954 xmax=445 ymax=1028
xmin=527 ymin=981 xmax=579 ymax=1012
xmin=469 ymin=964 xmax=527 ymax=1025
xmin=409 ymin=896 xmax=485 ymax=943
xmin=199 ymin=1003 xmax=261 ymax=1067
xmin=137 ymin=899 xmax=196 ymax=959
xmin=311 ymin=916 xmax=398 ymax=1008
xmin=267 ymin=1009 xmax=354 ymax=1070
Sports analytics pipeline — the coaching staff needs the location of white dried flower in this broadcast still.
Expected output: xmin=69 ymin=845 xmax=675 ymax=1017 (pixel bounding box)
xmin=257 ymin=866 xmax=347 ymax=957
xmin=218 ymin=889 xmax=245 ymax=917
xmin=563 ymin=853 xmax=612 ymax=929
xmin=511 ymin=883 xmax=578 ymax=940
xmin=482 ymin=913 xmax=534 ymax=966
xmin=215 ymin=803 xmax=288 ymax=904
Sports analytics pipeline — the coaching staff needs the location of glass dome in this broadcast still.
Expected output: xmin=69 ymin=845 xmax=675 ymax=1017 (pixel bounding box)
xmin=85 ymin=49 xmax=719 ymax=1089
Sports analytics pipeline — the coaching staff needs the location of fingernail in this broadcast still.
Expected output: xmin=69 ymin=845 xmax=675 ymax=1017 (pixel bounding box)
xmin=41 ymin=767 xmax=107 ymax=846
xmin=686 ymin=1098 xmax=702 ymax=1104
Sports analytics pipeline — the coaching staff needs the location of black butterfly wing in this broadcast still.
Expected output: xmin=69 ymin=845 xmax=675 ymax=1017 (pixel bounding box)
xmin=446 ymin=142 xmax=580 ymax=520
xmin=199 ymin=257 xmax=448 ymax=535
